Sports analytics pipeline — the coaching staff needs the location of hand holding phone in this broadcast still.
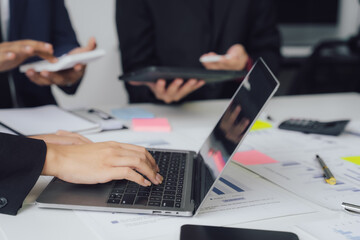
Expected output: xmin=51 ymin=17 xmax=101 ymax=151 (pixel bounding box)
xmin=199 ymin=55 xmax=227 ymax=63
xmin=19 ymin=49 xmax=105 ymax=73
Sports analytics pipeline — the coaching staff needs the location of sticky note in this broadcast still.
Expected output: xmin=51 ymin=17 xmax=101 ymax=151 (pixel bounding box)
xmin=250 ymin=120 xmax=272 ymax=131
xmin=232 ymin=150 xmax=278 ymax=165
xmin=111 ymin=108 xmax=155 ymax=120
xmin=132 ymin=118 xmax=171 ymax=132
xmin=341 ymin=156 xmax=360 ymax=166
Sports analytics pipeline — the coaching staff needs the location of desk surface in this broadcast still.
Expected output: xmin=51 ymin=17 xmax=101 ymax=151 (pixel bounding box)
xmin=1 ymin=92 xmax=359 ymax=240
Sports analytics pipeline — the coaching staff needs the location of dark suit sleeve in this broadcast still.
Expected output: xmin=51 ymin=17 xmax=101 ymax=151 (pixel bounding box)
xmin=0 ymin=133 xmax=46 ymax=215
xmin=246 ymin=0 xmax=282 ymax=74
xmin=52 ymin=0 xmax=81 ymax=95
xmin=116 ymin=0 xmax=162 ymax=103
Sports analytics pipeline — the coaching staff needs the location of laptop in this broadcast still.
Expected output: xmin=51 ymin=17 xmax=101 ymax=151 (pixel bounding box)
xmin=36 ymin=58 xmax=279 ymax=217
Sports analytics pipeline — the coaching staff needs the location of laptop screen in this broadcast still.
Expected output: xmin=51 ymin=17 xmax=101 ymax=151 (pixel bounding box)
xmin=198 ymin=59 xmax=279 ymax=180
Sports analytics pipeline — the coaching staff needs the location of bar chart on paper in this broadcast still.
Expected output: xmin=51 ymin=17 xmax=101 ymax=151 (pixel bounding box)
xmin=211 ymin=175 xmax=248 ymax=195
xmin=299 ymin=216 xmax=360 ymax=240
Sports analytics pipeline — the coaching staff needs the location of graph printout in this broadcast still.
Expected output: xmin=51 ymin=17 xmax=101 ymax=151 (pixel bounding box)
xmin=299 ymin=215 xmax=360 ymax=240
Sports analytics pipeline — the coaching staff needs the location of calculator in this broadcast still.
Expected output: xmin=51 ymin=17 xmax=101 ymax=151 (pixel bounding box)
xmin=278 ymin=118 xmax=350 ymax=136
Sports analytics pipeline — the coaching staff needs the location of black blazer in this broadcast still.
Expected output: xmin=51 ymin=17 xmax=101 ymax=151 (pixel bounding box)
xmin=4 ymin=0 xmax=80 ymax=107
xmin=0 ymin=133 xmax=46 ymax=215
xmin=116 ymin=0 xmax=281 ymax=103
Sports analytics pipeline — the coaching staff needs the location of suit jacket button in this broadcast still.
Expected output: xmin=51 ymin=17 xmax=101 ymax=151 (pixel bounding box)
xmin=0 ymin=197 xmax=8 ymax=208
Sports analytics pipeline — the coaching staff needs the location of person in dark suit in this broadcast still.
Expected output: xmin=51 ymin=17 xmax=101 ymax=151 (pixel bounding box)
xmin=0 ymin=131 xmax=163 ymax=215
xmin=0 ymin=0 xmax=96 ymax=108
xmin=116 ymin=0 xmax=281 ymax=104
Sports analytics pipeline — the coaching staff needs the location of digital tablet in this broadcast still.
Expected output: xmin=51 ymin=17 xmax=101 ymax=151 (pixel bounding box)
xmin=118 ymin=66 xmax=247 ymax=83
xmin=19 ymin=49 xmax=105 ymax=73
xmin=180 ymin=225 xmax=299 ymax=240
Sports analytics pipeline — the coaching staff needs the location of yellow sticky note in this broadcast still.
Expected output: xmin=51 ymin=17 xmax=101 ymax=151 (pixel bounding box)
xmin=341 ymin=156 xmax=360 ymax=166
xmin=251 ymin=120 xmax=272 ymax=131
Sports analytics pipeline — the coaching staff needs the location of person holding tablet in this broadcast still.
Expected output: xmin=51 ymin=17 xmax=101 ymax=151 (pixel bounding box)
xmin=116 ymin=0 xmax=281 ymax=104
xmin=0 ymin=0 xmax=96 ymax=108
xmin=0 ymin=131 xmax=162 ymax=215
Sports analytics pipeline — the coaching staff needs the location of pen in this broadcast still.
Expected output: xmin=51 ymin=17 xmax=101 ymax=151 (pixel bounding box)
xmin=0 ymin=121 xmax=24 ymax=136
xmin=266 ymin=115 xmax=274 ymax=121
xmin=88 ymin=109 xmax=114 ymax=120
xmin=316 ymin=154 xmax=336 ymax=185
xmin=342 ymin=202 xmax=360 ymax=214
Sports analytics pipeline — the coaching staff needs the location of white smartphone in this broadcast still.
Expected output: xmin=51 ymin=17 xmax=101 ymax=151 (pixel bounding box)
xmin=19 ymin=49 xmax=106 ymax=73
xmin=199 ymin=54 xmax=228 ymax=63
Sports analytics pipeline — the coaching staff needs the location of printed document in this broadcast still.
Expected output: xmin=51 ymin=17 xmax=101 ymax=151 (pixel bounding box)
xmin=0 ymin=105 xmax=100 ymax=135
xmin=75 ymin=163 xmax=314 ymax=240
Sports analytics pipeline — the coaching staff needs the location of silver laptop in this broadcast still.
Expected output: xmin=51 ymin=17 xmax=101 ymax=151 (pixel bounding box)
xmin=36 ymin=58 xmax=279 ymax=216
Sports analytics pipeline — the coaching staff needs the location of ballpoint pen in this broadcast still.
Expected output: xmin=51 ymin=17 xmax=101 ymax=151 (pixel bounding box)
xmin=88 ymin=109 xmax=114 ymax=120
xmin=341 ymin=202 xmax=360 ymax=214
xmin=0 ymin=121 xmax=24 ymax=136
xmin=316 ymin=154 xmax=336 ymax=185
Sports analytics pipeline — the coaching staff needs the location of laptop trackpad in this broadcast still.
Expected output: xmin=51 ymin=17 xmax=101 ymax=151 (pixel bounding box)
xmin=37 ymin=179 xmax=112 ymax=207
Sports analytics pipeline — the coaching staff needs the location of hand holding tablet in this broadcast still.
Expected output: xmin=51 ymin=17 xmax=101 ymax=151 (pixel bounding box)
xmin=20 ymin=49 xmax=105 ymax=73
xmin=119 ymin=66 xmax=246 ymax=83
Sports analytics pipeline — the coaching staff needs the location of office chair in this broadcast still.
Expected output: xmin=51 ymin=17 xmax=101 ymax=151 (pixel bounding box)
xmin=288 ymin=37 xmax=360 ymax=95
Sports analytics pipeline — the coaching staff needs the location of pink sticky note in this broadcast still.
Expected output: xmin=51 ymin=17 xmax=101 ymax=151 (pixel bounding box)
xmin=233 ymin=150 xmax=278 ymax=165
xmin=132 ymin=118 xmax=171 ymax=132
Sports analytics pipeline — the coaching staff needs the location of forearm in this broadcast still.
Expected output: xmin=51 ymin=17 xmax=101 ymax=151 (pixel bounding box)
xmin=51 ymin=1 xmax=79 ymax=57
xmin=0 ymin=134 xmax=46 ymax=215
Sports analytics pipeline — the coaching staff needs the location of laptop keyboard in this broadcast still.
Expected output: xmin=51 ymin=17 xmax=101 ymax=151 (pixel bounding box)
xmin=107 ymin=150 xmax=187 ymax=208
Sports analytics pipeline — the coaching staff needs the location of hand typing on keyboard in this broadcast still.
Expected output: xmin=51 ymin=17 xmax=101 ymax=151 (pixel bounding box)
xmin=42 ymin=141 xmax=163 ymax=187
xmin=107 ymin=150 xmax=186 ymax=207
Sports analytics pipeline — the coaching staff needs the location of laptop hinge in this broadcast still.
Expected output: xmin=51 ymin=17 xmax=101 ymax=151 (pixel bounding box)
xmin=192 ymin=154 xmax=214 ymax=213
xmin=191 ymin=154 xmax=201 ymax=213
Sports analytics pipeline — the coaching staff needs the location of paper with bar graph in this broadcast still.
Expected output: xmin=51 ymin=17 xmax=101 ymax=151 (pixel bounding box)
xmin=75 ymin=162 xmax=314 ymax=240
xmin=234 ymin=128 xmax=360 ymax=210
xmin=298 ymin=214 xmax=360 ymax=240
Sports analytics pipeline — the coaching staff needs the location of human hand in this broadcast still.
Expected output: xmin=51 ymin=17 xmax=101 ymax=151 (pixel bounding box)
xmin=130 ymin=78 xmax=205 ymax=104
xmin=30 ymin=130 xmax=92 ymax=145
xmin=25 ymin=37 xmax=97 ymax=87
xmin=201 ymin=44 xmax=249 ymax=71
xmin=0 ymin=40 xmax=56 ymax=72
xmin=219 ymin=105 xmax=250 ymax=143
xmin=42 ymin=141 xmax=163 ymax=187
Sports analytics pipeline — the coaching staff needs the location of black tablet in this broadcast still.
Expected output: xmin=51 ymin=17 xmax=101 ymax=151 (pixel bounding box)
xmin=180 ymin=225 xmax=299 ymax=240
xmin=118 ymin=66 xmax=247 ymax=83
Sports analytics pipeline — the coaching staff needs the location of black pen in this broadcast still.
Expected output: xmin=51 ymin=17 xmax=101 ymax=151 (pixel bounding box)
xmin=0 ymin=121 xmax=24 ymax=136
xmin=316 ymin=154 xmax=336 ymax=185
xmin=88 ymin=109 xmax=114 ymax=120
xmin=266 ymin=115 xmax=274 ymax=121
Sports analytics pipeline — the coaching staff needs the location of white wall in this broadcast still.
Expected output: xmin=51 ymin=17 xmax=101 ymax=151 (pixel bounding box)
xmin=338 ymin=0 xmax=360 ymax=38
xmin=53 ymin=0 xmax=127 ymax=108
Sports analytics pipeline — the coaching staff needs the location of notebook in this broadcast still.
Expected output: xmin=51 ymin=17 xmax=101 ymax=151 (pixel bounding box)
xmin=0 ymin=105 xmax=101 ymax=136
xmin=36 ymin=58 xmax=279 ymax=216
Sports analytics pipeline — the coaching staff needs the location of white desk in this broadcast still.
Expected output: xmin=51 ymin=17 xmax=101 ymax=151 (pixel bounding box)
xmin=1 ymin=93 xmax=359 ymax=240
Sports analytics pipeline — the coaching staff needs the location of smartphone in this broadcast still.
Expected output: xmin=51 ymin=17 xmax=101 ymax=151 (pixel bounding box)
xmin=19 ymin=49 xmax=105 ymax=72
xmin=199 ymin=55 xmax=224 ymax=63
xmin=180 ymin=225 xmax=299 ymax=240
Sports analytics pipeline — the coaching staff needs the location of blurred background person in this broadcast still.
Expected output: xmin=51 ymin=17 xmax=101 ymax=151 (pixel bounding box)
xmin=0 ymin=0 xmax=96 ymax=108
xmin=116 ymin=0 xmax=281 ymax=104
